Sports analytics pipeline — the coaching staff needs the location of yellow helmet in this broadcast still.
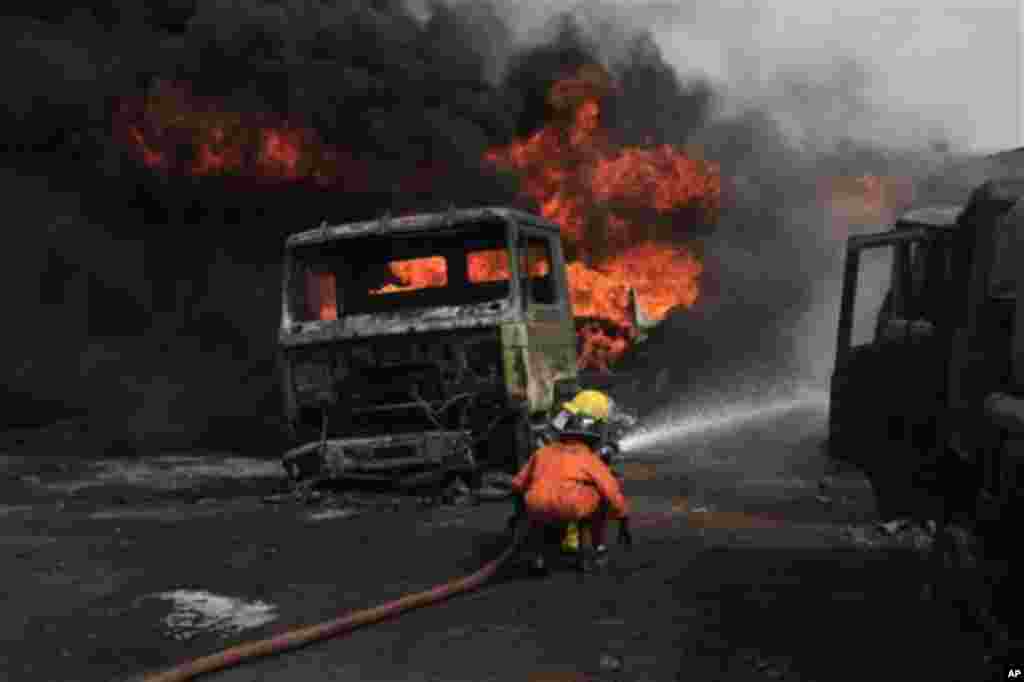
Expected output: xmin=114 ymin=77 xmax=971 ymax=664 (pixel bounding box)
xmin=562 ymin=390 xmax=612 ymax=422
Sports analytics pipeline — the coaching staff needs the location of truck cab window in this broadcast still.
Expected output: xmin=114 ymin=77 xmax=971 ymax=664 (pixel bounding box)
xmin=289 ymin=220 xmax=513 ymax=322
xmin=467 ymin=249 xmax=511 ymax=283
xmin=304 ymin=268 xmax=337 ymax=321
xmin=851 ymin=245 xmax=894 ymax=347
xmin=519 ymin=237 xmax=556 ymax=305
xmin=369 ymin=256 xmax=447 ymax=294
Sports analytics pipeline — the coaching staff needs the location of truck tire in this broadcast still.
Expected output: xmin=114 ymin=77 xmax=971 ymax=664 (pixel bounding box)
xmin=489 ymin=411 xmax=534 ymax=475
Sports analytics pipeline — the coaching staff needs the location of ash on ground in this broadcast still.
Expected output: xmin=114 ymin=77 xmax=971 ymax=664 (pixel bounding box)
xmin=149 ymin=589 xmax=278 ymax=642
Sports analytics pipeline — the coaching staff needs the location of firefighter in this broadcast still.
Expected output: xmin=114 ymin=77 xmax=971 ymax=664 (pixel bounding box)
xmin=510 ymin=390 xmax=632 ymax=574
xmin=559 ymin=392 xmax=632 ymax=555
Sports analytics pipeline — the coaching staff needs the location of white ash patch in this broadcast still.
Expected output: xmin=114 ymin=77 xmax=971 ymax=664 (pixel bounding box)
xmin=306 ymin=508 xmax=361 ymax=522
xmin=45 ymin=455 xmax=283 ymax=492
xmin=151 ymin=589 xmax=277 ymax=641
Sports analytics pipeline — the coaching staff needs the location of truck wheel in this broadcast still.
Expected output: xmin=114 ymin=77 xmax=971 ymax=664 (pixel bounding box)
xmin=490 ymin=412 xmax=534 ymax=475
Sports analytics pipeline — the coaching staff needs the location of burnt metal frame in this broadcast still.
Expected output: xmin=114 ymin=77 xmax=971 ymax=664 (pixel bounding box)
xmin=515 ymin=226 xmax=568 ymax=313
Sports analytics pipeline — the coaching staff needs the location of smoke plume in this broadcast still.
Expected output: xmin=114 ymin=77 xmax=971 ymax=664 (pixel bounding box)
xmin=1 ymin=1 xmax=961 ymax=450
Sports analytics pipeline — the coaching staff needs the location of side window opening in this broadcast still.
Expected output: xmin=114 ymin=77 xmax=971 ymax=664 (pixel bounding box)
xmin=369 ymin=256 xmax=447 ymax=294
xmin=850 ymin=244 xmax=894 ymax=348
xmin=288 ymin=221 xmax=513 ymax=323
xmin=304 ymin=268 xmax=338 ymax=321
xmin=467 ymin=249 xmax=511 ymax=284
xmin=519 ymin=236 xmax=556 ymax=305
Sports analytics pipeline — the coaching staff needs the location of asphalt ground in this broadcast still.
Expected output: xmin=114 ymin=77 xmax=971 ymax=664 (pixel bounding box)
xmin=1 ymin=404 xmax=1002 ymax=682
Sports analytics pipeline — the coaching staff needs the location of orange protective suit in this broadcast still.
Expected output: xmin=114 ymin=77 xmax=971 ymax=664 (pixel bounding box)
xmin=511 ymin=440 xmax=629 ymax=526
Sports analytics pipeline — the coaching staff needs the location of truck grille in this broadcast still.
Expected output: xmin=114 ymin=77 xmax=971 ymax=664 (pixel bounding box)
xmin=288 ymin=328 xmax=503 ymax=411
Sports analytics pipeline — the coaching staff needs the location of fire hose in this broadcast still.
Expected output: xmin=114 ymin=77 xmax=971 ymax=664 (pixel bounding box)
xmin=141 ymin=529 xmax=526 ymax=682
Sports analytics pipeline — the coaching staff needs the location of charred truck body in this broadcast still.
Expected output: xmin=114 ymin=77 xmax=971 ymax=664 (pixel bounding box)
xmin=278 ymin=208 xmax=582 ymax=488
xmin=829 ymin=180 xmax=1024 ymax=633
xmin=830 ymin=180 xmax=1023 ymax=483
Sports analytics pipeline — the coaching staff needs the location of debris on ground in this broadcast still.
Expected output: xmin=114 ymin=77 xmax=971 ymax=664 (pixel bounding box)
xmin=814 ymin=495 xmax=832 ymax=506
xmin=598 ymin=653 xmax=623 ymax=672
xmin=876 ymin=519 xmax=911 ymax=535
xmin=841 ymin=520 xmax=935 ymax=552
xmin=475 ymin=471 xmax=516 ymax=501
xmin=740 ymin=652 xmax=792 ymax=679
xmin=444 ymin=476 xmax=475 ymax=506
xmin=475 ymin=485 xmax=514 ymax=501
xmin=149 ymin=589 xmax=278 ymax=642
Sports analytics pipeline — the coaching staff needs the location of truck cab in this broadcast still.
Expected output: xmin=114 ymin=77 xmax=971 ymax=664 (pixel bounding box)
xmin=277 ymin=207 xmax=580 ymax=487
xmin=829 ymin=180 xmax=1024 ymax=489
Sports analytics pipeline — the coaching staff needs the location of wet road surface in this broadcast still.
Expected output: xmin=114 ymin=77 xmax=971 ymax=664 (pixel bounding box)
xmin=1 ymin=404 xmax=992 ymax=681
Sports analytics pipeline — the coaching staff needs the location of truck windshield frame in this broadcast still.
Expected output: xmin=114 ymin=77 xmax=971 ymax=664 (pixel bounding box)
xmin=287 ymin=219 xmax=515 ymax=322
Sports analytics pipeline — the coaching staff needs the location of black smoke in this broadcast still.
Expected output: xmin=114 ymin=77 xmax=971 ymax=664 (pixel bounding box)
xmin=0 ymin=1 xmax=956 ymax=448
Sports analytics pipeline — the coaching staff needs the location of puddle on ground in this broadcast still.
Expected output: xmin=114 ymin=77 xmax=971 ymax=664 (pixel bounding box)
xmin=147 ymin=589 xmax=278 ymax=641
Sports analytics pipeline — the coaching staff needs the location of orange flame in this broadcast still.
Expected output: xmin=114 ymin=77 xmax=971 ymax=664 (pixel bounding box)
xmin=821 ymin=174 xmax=916 ymax=238
xmin=576 ymin=322 xmax=633 ymax=373
xmin=468 ymin=250 xmax=512 ymax=283
xmin=370 ymin=256 xmax=449 ymax=295
xmin=307 ymin=272 xmax=338 ymax=321
xmin=116 ymin=80 xmax=381 ymax=190
xmin=485 ymin=64 xmax=719 ymax=370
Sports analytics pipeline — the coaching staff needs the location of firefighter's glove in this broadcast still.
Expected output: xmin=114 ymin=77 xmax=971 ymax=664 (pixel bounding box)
xmin=617 ymin=517 xmax=633 ymax=548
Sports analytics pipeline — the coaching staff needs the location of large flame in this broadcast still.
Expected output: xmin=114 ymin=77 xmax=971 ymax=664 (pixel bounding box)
xmin=118 ymin=73 xmax=720 ymax=372
xmin=116 ymin=80 xmax=383 ymax=190
xmin=484 ymin=64 xmax=719 ymax=369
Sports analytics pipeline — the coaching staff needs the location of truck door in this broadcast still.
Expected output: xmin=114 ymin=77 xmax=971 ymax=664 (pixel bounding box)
xmin=829 ymin=229 xmax=951 ymax=462
xmin=516 ymin=228 xmax=577 ymax=414
xmin=953 ymin=199 xmax=1024 ymax=493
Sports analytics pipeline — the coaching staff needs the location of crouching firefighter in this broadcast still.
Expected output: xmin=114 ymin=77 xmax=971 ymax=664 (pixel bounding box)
xmin=509 ymin=390 xmax=632 ymax=574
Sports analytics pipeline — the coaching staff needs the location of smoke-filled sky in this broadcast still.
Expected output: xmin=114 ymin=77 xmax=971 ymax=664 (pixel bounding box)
xmin=2 ymin=0 xmax=1015 ymax=444
xmin=487 ymin=0 xmax=1020 ymax=153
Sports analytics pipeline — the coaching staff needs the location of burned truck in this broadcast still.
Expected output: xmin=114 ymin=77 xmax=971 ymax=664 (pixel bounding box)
xmin=829 ymin=180 xmax=1024 ymax=473
xmin=829 ymin=177 xmax=1024 ymax=644
xmin=277 ymin=207 xmax=585 ymax=488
